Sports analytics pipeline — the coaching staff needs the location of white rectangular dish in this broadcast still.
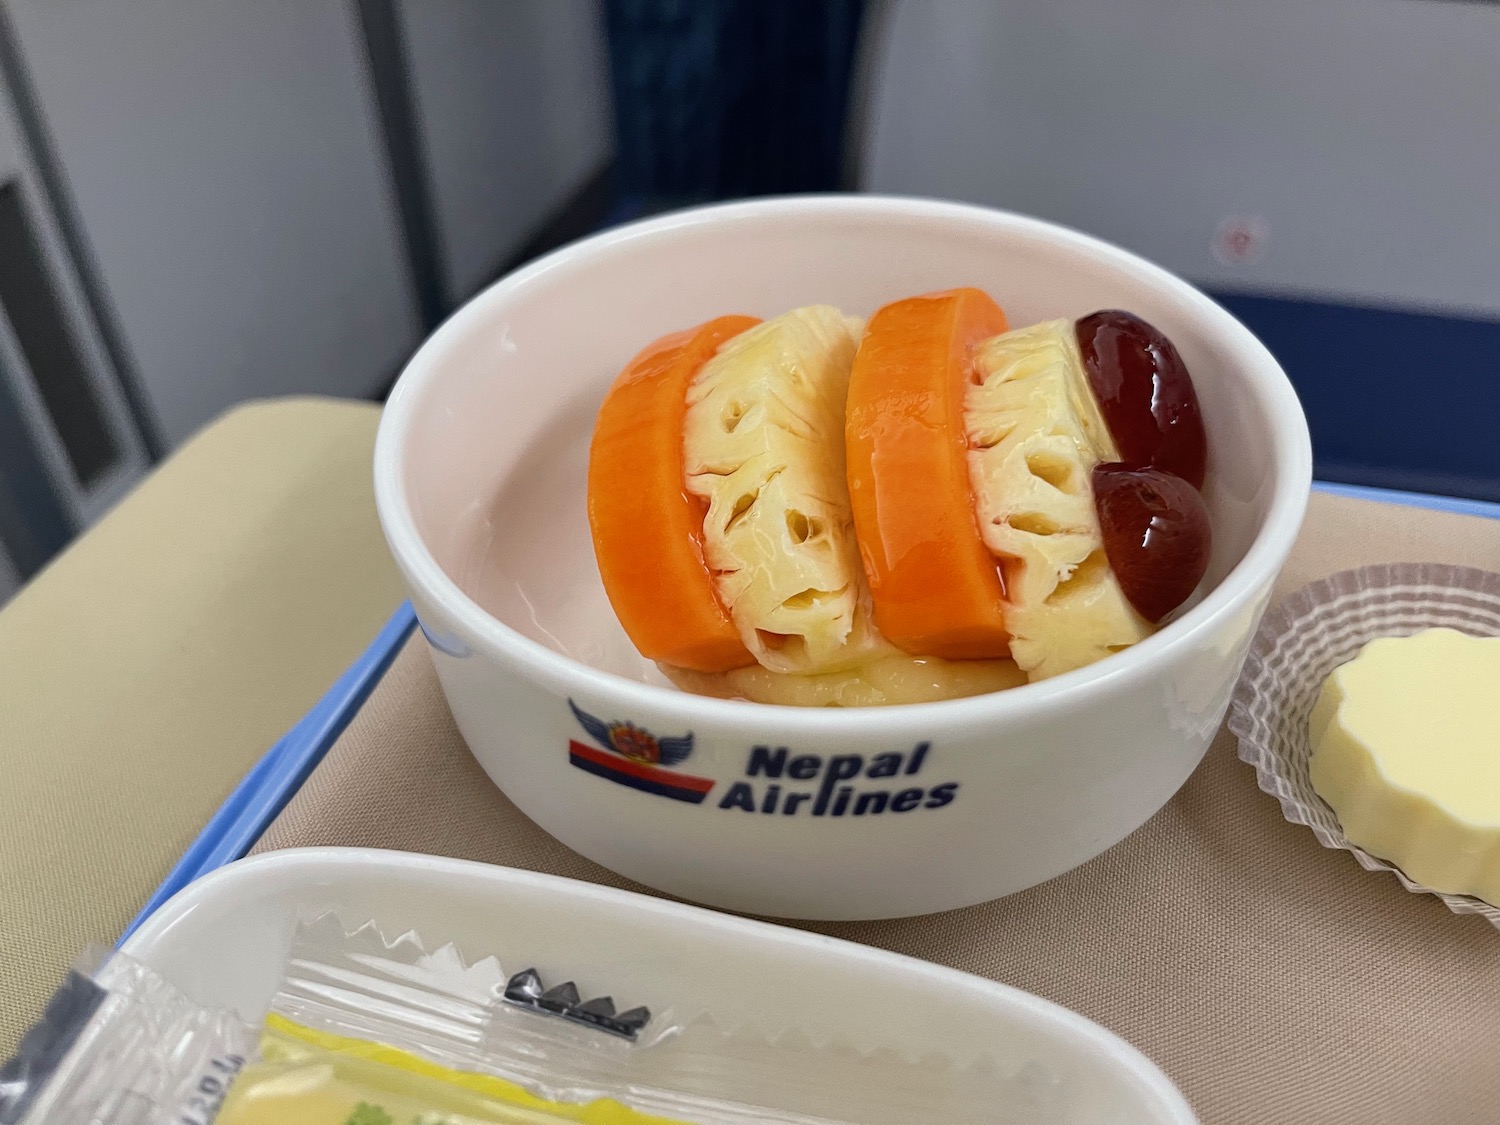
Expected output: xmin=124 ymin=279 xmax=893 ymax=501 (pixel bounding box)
xmin=120 ymin=847 xmax=1195 ymax=1124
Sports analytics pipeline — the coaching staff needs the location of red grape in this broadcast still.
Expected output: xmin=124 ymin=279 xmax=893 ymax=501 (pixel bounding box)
xmin=1093 ymin=464 xmax=1211 ymax=623
xmin=1077 ymin=311 xmax=1207 ymax=489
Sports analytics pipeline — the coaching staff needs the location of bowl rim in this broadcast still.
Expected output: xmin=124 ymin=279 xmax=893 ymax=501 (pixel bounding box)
xmin=375 ymin=193 xmax=1312 ymax=736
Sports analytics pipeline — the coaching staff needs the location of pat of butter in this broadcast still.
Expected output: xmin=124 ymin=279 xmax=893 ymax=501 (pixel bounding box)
xmin=1309 ymin=627 xmax=1500 ymax=906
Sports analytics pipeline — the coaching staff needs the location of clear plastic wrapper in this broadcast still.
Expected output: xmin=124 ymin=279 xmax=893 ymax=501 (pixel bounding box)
xmin=243 ymin=913 xmax=1001 ymax=1124
xmin=3 ymin=916 xmax=1010 ymax=1125
xmin=0 ymin=947 xmax=254 ymax=1125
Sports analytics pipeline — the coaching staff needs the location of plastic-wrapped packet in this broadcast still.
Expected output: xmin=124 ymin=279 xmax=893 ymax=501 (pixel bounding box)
xmin=245 ymin=913 xmax=1002 ymax=1125
xmin=0 ymin=947 xmax=255 ymax=1125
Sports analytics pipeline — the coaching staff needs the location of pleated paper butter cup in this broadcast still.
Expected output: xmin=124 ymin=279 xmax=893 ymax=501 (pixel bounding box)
xmin=1228 ymin=562 xmax=1500 ymax=927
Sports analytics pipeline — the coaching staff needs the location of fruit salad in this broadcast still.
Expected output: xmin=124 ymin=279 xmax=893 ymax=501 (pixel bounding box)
xmin=586 ymin=289 xmax=1210 ymax=706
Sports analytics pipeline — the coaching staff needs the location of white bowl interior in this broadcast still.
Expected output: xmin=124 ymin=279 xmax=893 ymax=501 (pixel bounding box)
xmin=395 ymin=200 xmax=1287 ymax=689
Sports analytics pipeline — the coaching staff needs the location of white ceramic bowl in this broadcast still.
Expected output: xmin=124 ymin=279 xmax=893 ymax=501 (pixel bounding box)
xmin=375 ymin=196 xmax=1311 ymax=921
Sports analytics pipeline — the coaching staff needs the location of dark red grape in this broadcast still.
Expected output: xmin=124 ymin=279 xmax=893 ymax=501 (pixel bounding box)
xmin=1077 ymin=310 xmax=1207 ymax=489
xmin=1093 ymin=464 xmax=1211 ymax=623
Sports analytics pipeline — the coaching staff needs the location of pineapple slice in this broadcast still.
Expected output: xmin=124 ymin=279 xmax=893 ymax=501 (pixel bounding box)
xmin=966 ymin=319 xmax=1154 ymax=680
xmin=663 ymin=653 xmax=1027 ymax=707
xmin=683 ymin=306 xmax=883 ymax=674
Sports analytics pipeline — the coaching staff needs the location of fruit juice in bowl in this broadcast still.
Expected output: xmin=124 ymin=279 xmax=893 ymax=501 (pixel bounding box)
xmin=374 ymin=195 xmax=1311 ymax=920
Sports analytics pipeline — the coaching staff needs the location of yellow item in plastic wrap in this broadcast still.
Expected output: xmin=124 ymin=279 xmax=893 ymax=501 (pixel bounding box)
xmin=217 ymin=1014 xmax=689 ymax=1125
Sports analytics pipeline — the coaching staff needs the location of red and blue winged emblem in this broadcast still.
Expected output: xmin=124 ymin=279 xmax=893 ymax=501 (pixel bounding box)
xmin=567 ymin=700 xmax=694 ymax=766
xmin=567 ymin=700 xmax=713 ymax=803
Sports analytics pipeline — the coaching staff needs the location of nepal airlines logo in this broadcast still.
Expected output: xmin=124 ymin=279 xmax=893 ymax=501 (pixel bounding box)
xmin=566 ymin=700 xmax=715 ymax=804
